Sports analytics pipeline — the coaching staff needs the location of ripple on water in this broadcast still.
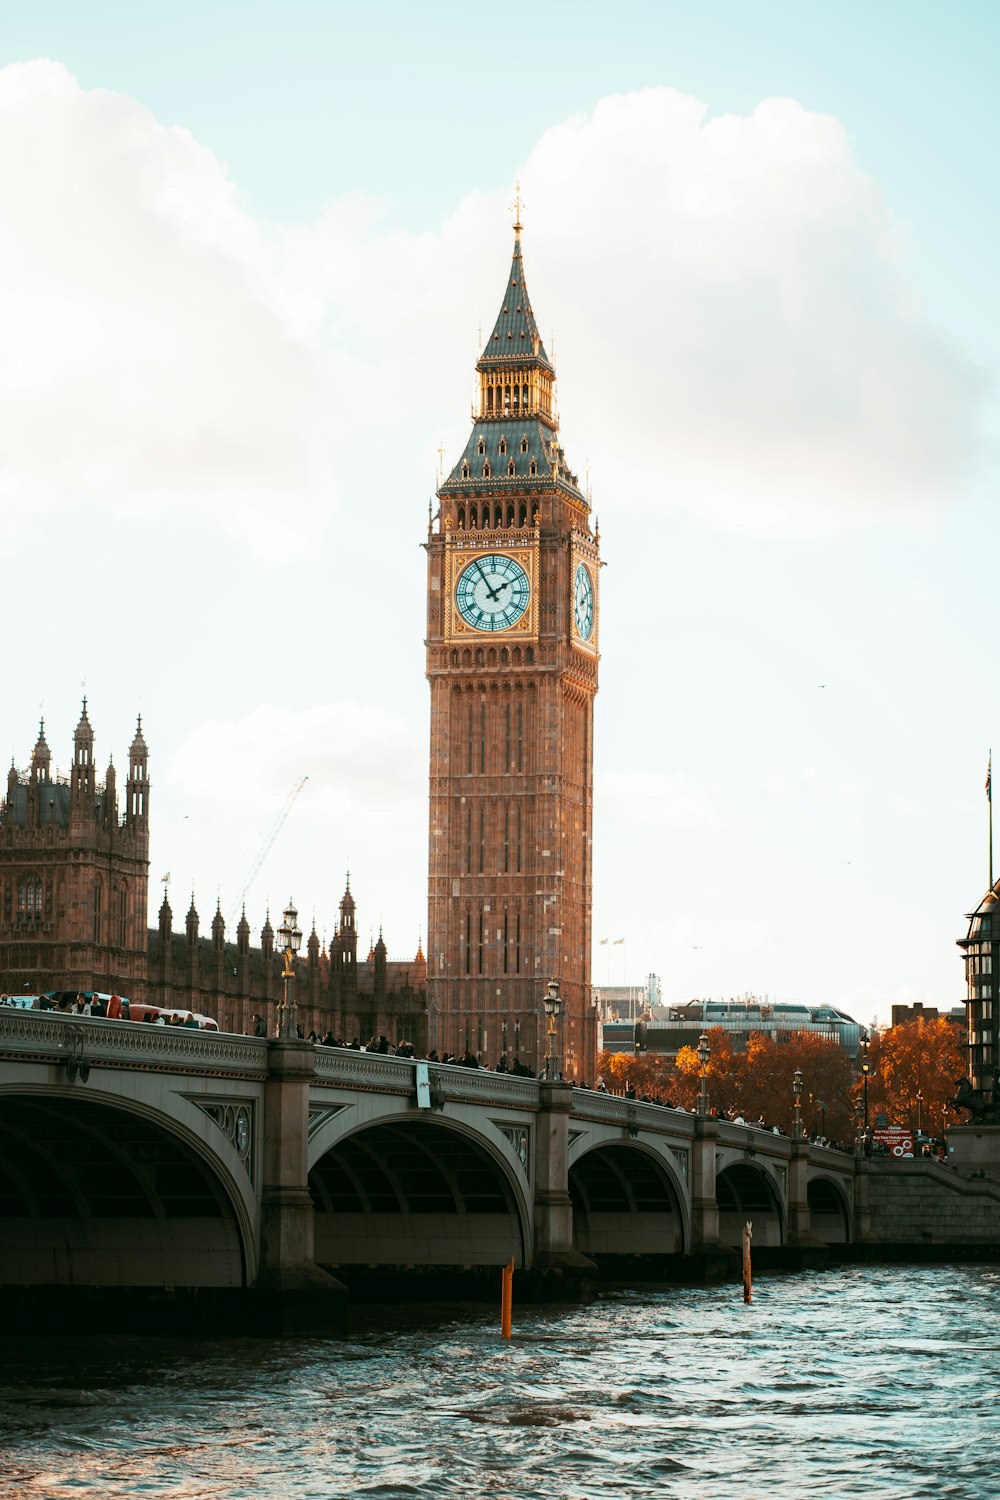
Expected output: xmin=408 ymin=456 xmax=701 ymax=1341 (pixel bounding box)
xmin=3 ymin=1268 xmax=1000 ymax=1499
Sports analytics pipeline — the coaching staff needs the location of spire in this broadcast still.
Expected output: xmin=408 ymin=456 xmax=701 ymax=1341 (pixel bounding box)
xmin=130 ymin=713 xmax=148 ymax=758
xmin=75 ymin=697 xmax=93 ymax=745
xmin=31 ymin=718 xmax=50 ymax=782
xmin=477 ymin=199 xmax=553 ymax=375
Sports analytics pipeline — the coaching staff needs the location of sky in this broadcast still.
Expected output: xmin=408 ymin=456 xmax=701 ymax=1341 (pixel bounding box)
xmin=2 ymin=1 xmax=998 ymax=1027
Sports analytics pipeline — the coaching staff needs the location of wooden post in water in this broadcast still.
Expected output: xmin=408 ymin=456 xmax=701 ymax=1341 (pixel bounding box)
xmin=742 ymin=1221 xmax=752 ymax=1304
xmin=501 ymin=1257 xmax=513 ymax=1338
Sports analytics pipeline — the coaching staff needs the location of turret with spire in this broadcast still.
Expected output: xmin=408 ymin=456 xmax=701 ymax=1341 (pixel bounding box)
xmin=126 ymin=714 xmax=149 ymax=826
xmin=70 ymin=698 xmax=96 ymax=828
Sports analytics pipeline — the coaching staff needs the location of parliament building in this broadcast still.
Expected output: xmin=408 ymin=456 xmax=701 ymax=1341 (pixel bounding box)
xmin=0 ymin=706 xmax=426 ymax=1044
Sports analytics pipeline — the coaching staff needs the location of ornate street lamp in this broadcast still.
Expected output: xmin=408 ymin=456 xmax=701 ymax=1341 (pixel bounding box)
xmin=916 ymin=1088 xmax=924 ymax=1135
xmin=276 ymin=900 xmax=303 ymax=1039
xmin=792 ymin=1067 xmax=804 ymax=1139
xmin=543 ymin=980 xmax=562 ymax=1080
xmin=697 ymin=1031 xmax=711 ymax=1116
xmin=861 ymin=1037 xmax=871 ymax=1157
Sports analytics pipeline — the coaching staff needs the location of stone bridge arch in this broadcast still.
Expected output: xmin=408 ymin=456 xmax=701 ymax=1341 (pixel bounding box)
xmin=567 ymin=1133 xmax=691 ymax=1263
xmin=307 ymin=1103 xmax=532 ymax=1270
xmin=716 ymin=1160 xmax=785 ymax=1247
xmin=0 ymin=1079 xmax=259 ymax=1287
xmin=807 ymin=1173 xmax=852 ymax=1243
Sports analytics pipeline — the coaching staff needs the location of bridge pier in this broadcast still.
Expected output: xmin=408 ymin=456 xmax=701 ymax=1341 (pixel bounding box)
xmin=258 ymin=1040 xmax=347 ymax=1334
xmin=529 ymin=1080 xmax=597 ymax=1299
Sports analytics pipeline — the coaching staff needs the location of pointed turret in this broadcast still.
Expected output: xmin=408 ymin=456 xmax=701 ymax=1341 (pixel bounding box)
xmin=373 ymin=925 xmax=387 ymax=1004
xmin=30 ymin=719 xmax=50 ymax=784
xmin=70 ymin=698 xmax=96 ymax=816
xmin=236 ymin=903 xmax=251 ymax=958
xmin=212 ymin=899 xmax=225 ymax=952
xmin=261 ymin=908 xmax=274 ymax=962
xmin=126 ymin=714 xmax=149 ymax=825
xmin=159 ymin=887 xmax=173 ymax=939
xmin=104 ymin=755 xmax=117 ymax=826
xmin=186 ymin=893 xmax=199 ymax=948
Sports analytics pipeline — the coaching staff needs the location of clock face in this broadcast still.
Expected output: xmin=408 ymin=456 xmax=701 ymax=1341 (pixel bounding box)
xmin=456 ymin=554 xmax=531 ymax=632
xmin=574 ymin=562 xmax=594 ymax=641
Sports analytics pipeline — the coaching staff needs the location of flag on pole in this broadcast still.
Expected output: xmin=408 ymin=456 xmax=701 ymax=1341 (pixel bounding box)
xmin=987 ymin=754 xmax=992 ymax=801
xmin=613 ymin=937 xmax=625 ymax=945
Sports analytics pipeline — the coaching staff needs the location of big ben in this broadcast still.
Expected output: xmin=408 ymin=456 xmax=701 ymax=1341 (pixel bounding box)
xmin=425 ymin=205 xmax=600 ymax=1081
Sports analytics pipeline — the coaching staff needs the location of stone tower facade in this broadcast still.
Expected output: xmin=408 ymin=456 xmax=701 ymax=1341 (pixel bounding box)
xmin=425 ymin=215 xmax=600 ymax=1079
xmin=0 ymin=705 xmax=150 ymax=997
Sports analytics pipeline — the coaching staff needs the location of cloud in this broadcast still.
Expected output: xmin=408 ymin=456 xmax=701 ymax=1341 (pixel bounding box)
xmin=163 ymin=703 xmax=424 ymax=930
xmin=597 ymin=769 xmax=724 ymax=830
xmin=0 ymin=61 xmax=341 ymax=559
xmin=0 ymin=66 xmax=987 ymax=560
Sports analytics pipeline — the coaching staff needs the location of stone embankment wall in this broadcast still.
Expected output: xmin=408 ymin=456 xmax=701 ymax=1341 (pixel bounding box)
xmin=859 ymin=1159 xmax=1000 ymax=1245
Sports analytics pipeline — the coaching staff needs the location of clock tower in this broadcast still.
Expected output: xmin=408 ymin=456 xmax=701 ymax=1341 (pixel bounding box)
xmin=425 ymin=210 xmax=600 ymax=1081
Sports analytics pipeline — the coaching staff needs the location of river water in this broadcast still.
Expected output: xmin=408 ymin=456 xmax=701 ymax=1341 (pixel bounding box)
xmin=1 ymin=1265 xmax=998 ymax=1500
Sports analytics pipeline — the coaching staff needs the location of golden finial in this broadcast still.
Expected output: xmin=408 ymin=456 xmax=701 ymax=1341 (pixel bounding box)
xmin=511 ymin=181 xmax=524 ymax=235
xmin=436 ymin=441 xmax=444 ymax=487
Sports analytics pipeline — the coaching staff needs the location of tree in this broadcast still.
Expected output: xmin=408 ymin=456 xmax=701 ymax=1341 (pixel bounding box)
xmin=674 ymin=1027 xmax=743 ymax=1114
xmin=597 ymin=1048 xmax=676 ymax=1098
xmin=861 ymin=1017 xmax=966 ymax=1137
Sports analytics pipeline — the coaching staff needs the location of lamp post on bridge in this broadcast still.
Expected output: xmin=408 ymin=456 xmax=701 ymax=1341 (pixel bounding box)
xmin=543 ymin=980 xmax=562 ymax=1080
xmin=276 ymin=900 xmax=303 ymax=1038
xmin=697 ymin=1031 xmax=711 ymax=1116
xmin=792 ymin=1067 xmax=804 ymax=1140
xmin=861 ymin=1038 xmax=871 ymax=1156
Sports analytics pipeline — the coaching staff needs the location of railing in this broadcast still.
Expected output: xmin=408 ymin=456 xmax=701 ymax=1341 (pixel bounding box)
xmin=0 ymin=1010 xmax=269 ymax=1078
xmin=312 ymin=1047 xmax=540 ymax=1109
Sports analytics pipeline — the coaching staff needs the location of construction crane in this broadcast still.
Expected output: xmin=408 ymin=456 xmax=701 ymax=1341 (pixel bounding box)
xmin=226 ymin=775 xmax=308 ymax=929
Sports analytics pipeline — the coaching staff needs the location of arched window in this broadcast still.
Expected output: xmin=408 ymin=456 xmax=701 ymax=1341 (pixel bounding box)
xmin=461 ymin=462 xmax=469 ymax=480
xmin=504 ymin=384 xmax=511 ymax=412
xmin=457 ymin=504 xmax=466 ymax=528
xmin=526 ymin=646 xmax=535 ymax=664
xmin=529 ymin=460 xmax=537 ymax=477
xmin=92 ymin=877 xmax=103 ymax=943
xmin=499 ymin=438 xmax=507 ymax=456
xmin=506 ymin=503 xmax=515 ymax=526
xmin=450 ymin=649 xmax=459 ymax=666
xmin=500 ymin=647 xmax=509 ymax=664
xmin=118 ymin=885 xmax=127 ymax=948
xmin=17 ymin=875 xmax=42 ymax=915
xmin=483 ymin=462 xmax=491 ymax=478
xmin=487 ymin=387 xmax=494 ymax=412
xmin=470 ymin=503 xmax=479 ymax=527
xmin=475 ymin=647 xmax=484 ymax=666
xmin=512 ymin=384 xmax=520 ymax=410
xmin=518 ymin=502 xmax=528 ymax=526
xmin=522 ymin=383 xmax=529 ymax=408
xmin=520 ymin=437 xmax=528 ymax=453
xmin=477 ymin=438 xmax=485 ymax=456
xmin=507 ymin=460 xmax=516 ymax=477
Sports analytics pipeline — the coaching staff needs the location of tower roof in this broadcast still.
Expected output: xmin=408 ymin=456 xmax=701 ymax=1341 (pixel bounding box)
xmin=477 ymin=230 xmax=553 ymax=375
xmin=75 ymin=697 xmax=94 ymax=743
xmin=130 ymin=714 xmax=148 ymax=757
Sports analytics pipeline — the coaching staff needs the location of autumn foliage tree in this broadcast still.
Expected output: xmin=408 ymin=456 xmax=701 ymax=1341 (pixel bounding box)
xmin=861 ymin=1017 xmax=966 ymax=1136
xmin=600 ymin=1026 xmax=856 ymax=1141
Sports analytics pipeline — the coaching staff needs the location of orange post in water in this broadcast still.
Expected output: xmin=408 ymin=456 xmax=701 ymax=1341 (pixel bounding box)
xmin=501 ymin=1257 xmax=513 ymax=1338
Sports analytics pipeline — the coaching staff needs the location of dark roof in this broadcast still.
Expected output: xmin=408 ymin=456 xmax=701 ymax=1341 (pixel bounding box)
xmin=477 ymin=235 xmax=553 ymax=374
xmin=440 ymin=419 xmax=583 ymax=500
xmin=1 ymin=781 xmax=74 ymax=829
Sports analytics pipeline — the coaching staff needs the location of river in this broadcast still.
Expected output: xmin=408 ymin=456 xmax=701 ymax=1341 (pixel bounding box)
xmin=1 ymin=1264 xmax=997 ymax=1500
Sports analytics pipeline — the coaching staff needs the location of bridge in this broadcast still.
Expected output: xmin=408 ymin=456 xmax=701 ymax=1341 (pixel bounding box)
xmin=0 ymin=1012 xmax=856 ymax=1331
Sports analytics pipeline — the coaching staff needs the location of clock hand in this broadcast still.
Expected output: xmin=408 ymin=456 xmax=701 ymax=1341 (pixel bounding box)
xmin=476 ymin=563 xmax=504 ymax=602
